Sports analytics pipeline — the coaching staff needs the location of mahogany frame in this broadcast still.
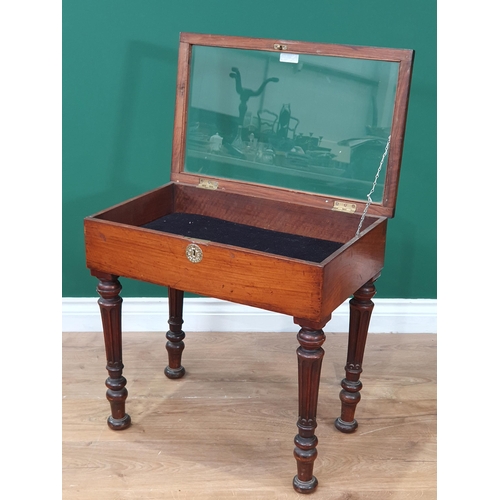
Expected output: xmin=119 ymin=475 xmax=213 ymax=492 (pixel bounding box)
xmin=171 ymin=33 xmax=414 ymax=218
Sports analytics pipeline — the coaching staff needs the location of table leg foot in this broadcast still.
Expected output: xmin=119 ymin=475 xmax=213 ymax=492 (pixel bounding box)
xmin=107 ymin=414 xmax=132 ymax=431
xmin=293 ymin=475 xmax=318 ymax=494
xmin=164 ymin=365 xmax=186 ymax=379
xmin=334 ymin=416 xmax=358 ymax=433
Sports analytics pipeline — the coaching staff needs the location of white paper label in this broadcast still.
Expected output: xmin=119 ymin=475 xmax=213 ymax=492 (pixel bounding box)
xmin=279 ymin=53 xmax=299 ymax=64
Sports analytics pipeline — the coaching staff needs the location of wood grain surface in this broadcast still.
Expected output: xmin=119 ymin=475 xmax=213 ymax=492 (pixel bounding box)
xmin=62 ymin=331 xmax=436 ymax=499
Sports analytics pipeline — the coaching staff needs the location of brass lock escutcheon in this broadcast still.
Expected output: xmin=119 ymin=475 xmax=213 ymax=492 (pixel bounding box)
xmin=186 ymin=243 xmax=203 ymax=263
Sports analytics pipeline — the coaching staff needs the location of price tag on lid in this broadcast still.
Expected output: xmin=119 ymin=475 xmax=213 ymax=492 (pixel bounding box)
xmin=280 ymin=53 xmax=299 ymax=64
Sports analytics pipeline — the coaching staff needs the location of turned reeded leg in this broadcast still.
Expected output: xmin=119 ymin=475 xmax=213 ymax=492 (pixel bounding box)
xmin=94 ymin=272 xmax=131 ymax=431
xmin=292 ymin=319 xmax=327 ymax=494
xmin=334 ymin=274 xmax=379 ymax=433
xmin=164 ymin=287 xmax=186 ymax=379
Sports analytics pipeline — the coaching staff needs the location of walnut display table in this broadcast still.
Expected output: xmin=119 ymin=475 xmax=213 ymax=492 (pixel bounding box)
xmin=84 ymin=33 xmax=414 ymax=493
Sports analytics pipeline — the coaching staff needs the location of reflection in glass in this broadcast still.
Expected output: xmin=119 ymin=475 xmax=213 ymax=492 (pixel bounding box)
xmin=184 ymin=46 xmax=399 ymax=203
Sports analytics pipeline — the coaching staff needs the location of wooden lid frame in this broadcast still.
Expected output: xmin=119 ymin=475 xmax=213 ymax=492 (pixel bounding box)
xmin=171 ymin=33 xmax=414 ymax=218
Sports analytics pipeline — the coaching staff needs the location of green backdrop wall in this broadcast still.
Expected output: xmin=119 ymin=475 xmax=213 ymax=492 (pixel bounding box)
xmin=63 ymin=0 xmax=436 ymax=299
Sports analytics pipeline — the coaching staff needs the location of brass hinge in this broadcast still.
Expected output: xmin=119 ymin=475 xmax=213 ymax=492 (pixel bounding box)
xmin=197 ymin=179 xmax=219 ymax=190
xmin=332 ymin=200 xmax=356 ymax=213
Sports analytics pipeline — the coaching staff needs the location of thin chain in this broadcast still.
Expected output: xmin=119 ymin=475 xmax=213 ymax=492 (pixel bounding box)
xmin=355 ymin=135 xmax=391 ymax=237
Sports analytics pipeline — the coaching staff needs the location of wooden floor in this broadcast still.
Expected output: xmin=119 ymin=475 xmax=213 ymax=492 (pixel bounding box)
xmin=62 ymin=331 xmax=436 ymax=499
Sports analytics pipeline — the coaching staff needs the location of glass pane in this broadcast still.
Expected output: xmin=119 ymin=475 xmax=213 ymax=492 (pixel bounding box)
xmin=185 ymin=46 xmax=398 ymax=203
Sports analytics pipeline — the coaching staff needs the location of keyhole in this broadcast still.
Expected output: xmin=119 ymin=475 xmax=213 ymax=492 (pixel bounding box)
xmin=186 ymin=243 xmax=203 ymax=263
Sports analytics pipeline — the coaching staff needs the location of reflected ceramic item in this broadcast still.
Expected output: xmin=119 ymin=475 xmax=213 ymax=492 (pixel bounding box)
xmin=262 ymin=148 xmax=275 ymax=165
xmin=209 ymin=132 xmax=223 ymax=152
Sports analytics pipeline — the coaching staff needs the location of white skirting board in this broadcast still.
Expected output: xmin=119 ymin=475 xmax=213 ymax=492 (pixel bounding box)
xmin=62 ymin=297 xmax=437 ymax=334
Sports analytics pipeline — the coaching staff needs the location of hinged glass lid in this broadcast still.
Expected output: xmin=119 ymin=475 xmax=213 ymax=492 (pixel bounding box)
xmin=173 ymin=35 xmax=414 ymax=215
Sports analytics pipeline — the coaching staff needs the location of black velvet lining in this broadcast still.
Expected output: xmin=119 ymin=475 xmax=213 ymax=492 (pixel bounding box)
xmin=142 ymin=213 xmax=343 ymax=263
